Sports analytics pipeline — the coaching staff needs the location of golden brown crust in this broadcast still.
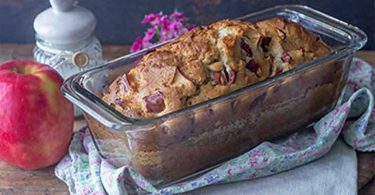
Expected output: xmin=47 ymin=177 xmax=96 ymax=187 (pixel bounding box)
xmin=101 ymin=18 xmax=331 ymax=119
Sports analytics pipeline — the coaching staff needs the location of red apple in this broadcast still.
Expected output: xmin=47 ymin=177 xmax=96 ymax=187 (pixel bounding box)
xmin=0 ymin=61 xmax=74 ymax=170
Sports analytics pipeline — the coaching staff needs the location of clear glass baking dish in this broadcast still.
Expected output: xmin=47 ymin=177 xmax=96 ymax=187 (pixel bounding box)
xmin=61 ymin=5 xmax=367 ymax=186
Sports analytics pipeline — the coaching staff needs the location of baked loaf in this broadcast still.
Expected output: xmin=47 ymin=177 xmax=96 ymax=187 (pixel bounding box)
xmin=102 ymin=18 xmax=331 ymax=119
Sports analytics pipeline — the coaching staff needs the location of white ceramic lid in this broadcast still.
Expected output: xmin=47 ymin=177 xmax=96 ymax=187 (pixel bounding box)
xmin=34 ymin=0 xmax=96 ymax=45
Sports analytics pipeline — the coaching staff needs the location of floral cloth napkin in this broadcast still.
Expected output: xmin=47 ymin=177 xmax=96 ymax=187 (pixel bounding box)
xmin=192 ymin=138 xmax=357 ymax=195
xmin=55 ymin=58 xmax=375 ymax=195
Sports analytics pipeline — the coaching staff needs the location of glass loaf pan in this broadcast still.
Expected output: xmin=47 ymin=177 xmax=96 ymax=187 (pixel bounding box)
xmin=62 ymin=5 xmax=367 ymax=186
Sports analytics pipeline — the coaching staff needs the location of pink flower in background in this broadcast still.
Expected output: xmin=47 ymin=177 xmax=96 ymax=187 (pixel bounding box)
xmin=142 ymin=27 xmax=156 ymax=48
xmin=130 ymin=10 xmax=194 ymax=53
xmin=130 ymin=36 xmax=143 ymax=53
xmin=186 ymin=24 xmax=196 ymax=30
xmin=141 ymin=13 xmax=163 ymax=24
xmin=170 ymin=11 xmax=188 ymax=22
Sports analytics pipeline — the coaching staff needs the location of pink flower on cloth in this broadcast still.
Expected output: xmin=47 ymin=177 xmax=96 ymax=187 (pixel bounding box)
xmin=130 ymin=11 xmax=194 ymax=53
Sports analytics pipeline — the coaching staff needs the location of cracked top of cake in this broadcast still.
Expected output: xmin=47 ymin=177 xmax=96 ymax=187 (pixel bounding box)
xmin=101 ymin=18 xmax=331 ymax=119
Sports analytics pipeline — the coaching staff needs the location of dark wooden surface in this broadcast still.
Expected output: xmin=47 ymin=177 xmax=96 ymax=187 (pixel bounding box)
xmin=0 ymin=0 xmax=374 ymax=49
xmin=0 ymin=44 xmax=374 ymax=194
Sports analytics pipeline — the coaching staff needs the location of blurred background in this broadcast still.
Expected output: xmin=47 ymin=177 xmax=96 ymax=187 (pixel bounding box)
xmin=0 ymin=0 xmax=374 ymax=49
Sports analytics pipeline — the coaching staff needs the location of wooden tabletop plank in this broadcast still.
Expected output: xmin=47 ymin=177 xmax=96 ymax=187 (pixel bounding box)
xmin=0 ymin=44 xmax=374 ymax=194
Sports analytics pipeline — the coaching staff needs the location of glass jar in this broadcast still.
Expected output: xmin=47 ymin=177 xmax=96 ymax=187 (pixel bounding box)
xmin=33 ymin=35 xmax=103 ymax=117
xmin=33 ymin=34 xmax=103 ymax=79
xmin=33 ymin=0 xmax=104 ymax=117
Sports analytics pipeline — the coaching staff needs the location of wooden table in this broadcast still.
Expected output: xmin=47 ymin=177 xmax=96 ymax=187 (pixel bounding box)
xmin=0 ymin=44 xmax=374 ymax=194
